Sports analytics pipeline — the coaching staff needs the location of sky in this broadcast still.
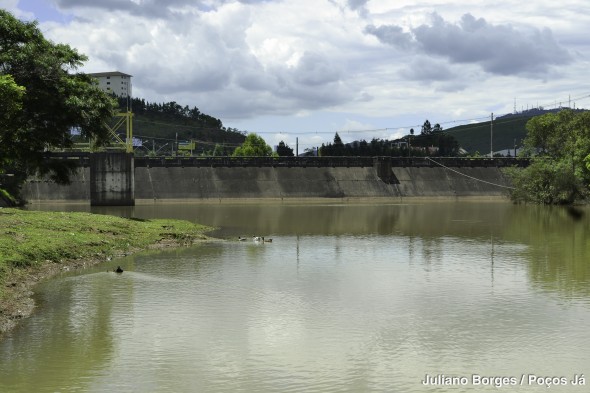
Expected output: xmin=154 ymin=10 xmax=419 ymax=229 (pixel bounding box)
xmin=2 ymin=0 xmax=589 ymax=151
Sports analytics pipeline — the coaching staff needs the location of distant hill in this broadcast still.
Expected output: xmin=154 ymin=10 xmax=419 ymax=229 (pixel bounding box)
xmin=445 ymin=115 xmax=529 ymax=154
xmin=446 ymin=108 xmax=586 ymax=154
xmin=118 ymin=97 xmax=246 ymax=156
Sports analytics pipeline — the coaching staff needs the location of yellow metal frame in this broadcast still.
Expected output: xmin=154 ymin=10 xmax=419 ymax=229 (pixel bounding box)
xmin=104 ymin=111 xmax=134 ymax=152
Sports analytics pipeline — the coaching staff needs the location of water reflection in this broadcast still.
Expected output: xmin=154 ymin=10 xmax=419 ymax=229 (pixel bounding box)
xmin=503 ymin=205 xmax=590 ymax=298
xmin=25 ymin=201 xmax=590 ymax=299
xmin=1 ymin=272 xmax=117 ymax=392
xmin=3 ymin=201 xmax=587 ymax=392
xmin=28 ymin=200 xmax=513 ymax=237
xmin=24 ymin=201 xmax=590 ymax=296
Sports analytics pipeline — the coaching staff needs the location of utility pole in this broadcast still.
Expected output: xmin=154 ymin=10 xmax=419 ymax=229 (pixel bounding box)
xmin=514 ymin=138 xmax=517 ymax=158
xmin=296 ymin=137 xmax=299 ymax=157
xmin=514 ymin=98 xmax=516 ymax=114
xmin=490 ymin=113 xmax=494 ymax=158
xmin=409 ymin=128 xmax=414 ymax=159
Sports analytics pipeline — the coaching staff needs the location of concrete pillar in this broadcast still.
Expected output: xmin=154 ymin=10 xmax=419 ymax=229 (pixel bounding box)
xmin=90 ymin=152 xmax=135 ymax=206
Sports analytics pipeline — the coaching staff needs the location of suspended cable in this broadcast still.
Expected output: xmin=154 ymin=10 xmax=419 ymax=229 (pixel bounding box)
xmin=425 ymin=157 xmax=515 ymax=189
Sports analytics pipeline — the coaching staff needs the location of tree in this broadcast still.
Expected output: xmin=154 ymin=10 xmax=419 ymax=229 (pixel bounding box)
xmin=331 ymin=132 xmax=345 ymax=156
xmin=212 ymin=144 xmax=225 ymax=156
xmin=276 ymin=141 xmax=294 ymax=157
xmin=0 ymin=75 xmax=25 ymax=198
xmin=232 ymin=133 xmax=274 ymax=157
xmin=505 ymin=109 xmax=590 ymax=204
xmin=506 ymin=158 xmax=580 ymax=204
xmin=0 ymin=10 xmax=117 ymax=191
xmin=421 ymin=120 xmax=432 ymax=135
xmin=435 ymin=133 xmax=459 ymax=156
xmin=0 ymin=74 xmax=25 ymax=141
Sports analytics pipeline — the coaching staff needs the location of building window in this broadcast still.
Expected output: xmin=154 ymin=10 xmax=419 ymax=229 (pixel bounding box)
xmin=106 ymin=82 xmax=110 ymax=85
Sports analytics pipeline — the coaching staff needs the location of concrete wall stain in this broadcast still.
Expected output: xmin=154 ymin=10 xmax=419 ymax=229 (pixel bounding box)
xmin=22 ymin=164 xmax=511 ymax=202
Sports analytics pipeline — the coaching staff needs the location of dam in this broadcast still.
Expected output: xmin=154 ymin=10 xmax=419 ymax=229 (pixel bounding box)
xmin=21 ymin=154 xmax=529 ymax=204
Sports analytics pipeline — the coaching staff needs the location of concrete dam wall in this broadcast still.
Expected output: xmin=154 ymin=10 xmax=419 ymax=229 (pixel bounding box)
xmin=22 ymin=160 xmax=514 ymax=202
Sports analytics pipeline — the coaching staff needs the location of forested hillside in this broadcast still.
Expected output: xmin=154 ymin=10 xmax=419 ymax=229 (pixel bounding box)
xmin=445 ymin=115 xmax=529 ymax=154
xmin=445 ymin=109 xmax=587 ymax=154
xmin=118 ymin=97 xmax=246 ymax=156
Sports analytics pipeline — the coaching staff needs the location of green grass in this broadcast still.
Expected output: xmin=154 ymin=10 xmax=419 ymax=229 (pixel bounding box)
xmin=0 ymin=209 xmax=211 ymax=295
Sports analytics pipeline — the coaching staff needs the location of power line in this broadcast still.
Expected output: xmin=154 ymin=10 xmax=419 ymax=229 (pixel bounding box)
xmin=129 ymin=133 xmax=244 ymax=148
xmin=126 ymin=92 xmax=590 ymax=146
xmin=425 ymin=157 xmax=515 ymax=189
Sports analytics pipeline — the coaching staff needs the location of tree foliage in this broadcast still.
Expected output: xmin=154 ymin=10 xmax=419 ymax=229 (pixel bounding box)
xmin=421 ymin=120 xmax=431 ymax=135
xmin=0 ymin=75 xmax=25 ymax=156
xmin=319 ymin=122 xmax=459 ymax=157
xmin=232 ymin=133 xmax=274 ymax=157
xmin=506 ymin=109 xmax=590 ymax=204
xmin=115 ymin=96 xmax=246 ymax=157
xmin=0 ymin=9 xmax=117 ymax=188
xmin=0 ymin=74 xmax=25 ymax=126
xmin=276 ymin=141 xmax=294 ymax=157
xmin=120 ymin=97 xmax=226 ymax=130
xmin=505 ymin=159 xmax=580 ymax=204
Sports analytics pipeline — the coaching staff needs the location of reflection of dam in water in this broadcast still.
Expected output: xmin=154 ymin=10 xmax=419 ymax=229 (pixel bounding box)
xmin=22 ymin=153 xmax=529 ymax=204
xmin=4 ymin=201 xmax=590 ymax=392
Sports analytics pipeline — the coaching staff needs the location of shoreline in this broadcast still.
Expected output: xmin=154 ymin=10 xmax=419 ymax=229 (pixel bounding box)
xmin=0 ymin=197 xmax=516 ymax=338
xmin=0 ymin=237 xmax=211 ymax=338
xmin=25 ymin=195 xmax=512 ymax=205
xmin=0 ymin=208 xmax=213 ymax=339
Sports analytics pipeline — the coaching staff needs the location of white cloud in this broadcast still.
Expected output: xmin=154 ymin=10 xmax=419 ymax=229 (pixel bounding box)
xmin=1 ymin=0 xmax=33 ymax=18
xmin=366 ymin=12 xmax=572 ymax=76
xmin=5 ymin=0 xmax=589 ymax=149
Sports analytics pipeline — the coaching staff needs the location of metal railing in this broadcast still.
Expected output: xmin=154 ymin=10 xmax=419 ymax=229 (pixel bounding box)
xmin=45 ymin=153 xmax=531 ymax=169
xmin=133 ymin=156 xmax=531 ymax=168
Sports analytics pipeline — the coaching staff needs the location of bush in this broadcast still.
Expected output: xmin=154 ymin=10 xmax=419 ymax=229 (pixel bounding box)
xmin=505 ymin=159 xmax=586 ymax=204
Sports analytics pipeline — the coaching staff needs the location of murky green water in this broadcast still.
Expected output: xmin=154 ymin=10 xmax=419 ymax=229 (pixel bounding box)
xmin=2 ymin=201 xmax=590 ymax=392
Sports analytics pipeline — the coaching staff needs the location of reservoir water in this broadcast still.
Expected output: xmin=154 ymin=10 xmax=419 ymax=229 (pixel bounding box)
xmin=1 ymin=201 xmax=589 ymax=392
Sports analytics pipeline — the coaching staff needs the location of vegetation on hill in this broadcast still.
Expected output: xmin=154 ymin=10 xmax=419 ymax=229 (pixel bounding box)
xmin=320 ymin=121 xmax=459 ymax=157
xmin=116 ymin=97 xmax=246 ymax=156
xmin=504 ymin=109 xmax=590 ymax=204
xmin=445 ymin=109 xmax=588 ymax=155
xmin=445 ymin=115 xmax=529 ymax=155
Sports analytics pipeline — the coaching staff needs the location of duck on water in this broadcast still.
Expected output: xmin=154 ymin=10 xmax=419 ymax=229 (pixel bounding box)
xmin=239 ymin=236 xmax=272 ymax=243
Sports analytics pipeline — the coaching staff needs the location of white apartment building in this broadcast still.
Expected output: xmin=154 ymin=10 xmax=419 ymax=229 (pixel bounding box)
xmin=88 ymin=71 xmax=132 ymax=98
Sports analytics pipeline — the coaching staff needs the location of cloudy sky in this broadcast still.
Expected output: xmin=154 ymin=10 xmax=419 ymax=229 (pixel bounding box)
xmin=2 ymin=0 xmax=589 ymax=150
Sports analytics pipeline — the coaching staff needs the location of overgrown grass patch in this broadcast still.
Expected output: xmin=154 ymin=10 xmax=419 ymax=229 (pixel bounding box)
xmin=0 ymin=208 xmax=211 ymax=297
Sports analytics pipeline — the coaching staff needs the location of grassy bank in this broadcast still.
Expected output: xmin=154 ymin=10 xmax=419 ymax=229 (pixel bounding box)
xmin=0 ymin=208 xmax=212 ymax=335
